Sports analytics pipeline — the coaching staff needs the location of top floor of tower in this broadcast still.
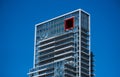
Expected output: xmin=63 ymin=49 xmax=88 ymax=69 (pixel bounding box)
xmin=35 ymin=9 xmax=90 ymax=42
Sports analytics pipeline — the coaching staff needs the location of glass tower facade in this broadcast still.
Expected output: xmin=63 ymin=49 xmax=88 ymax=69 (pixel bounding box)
xmin=28 ymin=9 xmax=94 ymax=77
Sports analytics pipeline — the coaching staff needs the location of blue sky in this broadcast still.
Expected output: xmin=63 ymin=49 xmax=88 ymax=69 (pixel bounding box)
xmin=0 ymin=0 xmax=120 ymax=77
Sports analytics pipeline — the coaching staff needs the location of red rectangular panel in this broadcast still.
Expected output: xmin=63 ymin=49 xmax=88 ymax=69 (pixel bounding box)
xmin=64 ymin=17 xmax=74 ymax=31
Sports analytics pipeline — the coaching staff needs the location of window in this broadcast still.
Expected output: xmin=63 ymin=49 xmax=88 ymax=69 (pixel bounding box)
xmin=64 ymin=17 xmax=74 ymax=31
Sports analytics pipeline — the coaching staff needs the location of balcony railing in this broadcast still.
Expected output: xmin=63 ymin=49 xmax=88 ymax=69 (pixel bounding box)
xmin=38 ymin=32 xmax=74 ymax=45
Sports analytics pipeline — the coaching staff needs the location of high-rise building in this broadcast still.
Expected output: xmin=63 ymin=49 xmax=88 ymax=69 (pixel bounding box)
xmin=28 ymin=9 xmax=94 ymax=77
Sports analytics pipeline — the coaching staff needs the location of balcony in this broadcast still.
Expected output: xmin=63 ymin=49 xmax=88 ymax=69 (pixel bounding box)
xmin=38 ymin=44 xmax=74 ymax=59
xmin=38 ymin=50 xmax=74 ymax=63
xmin=38 ymin=31 xmax=74 ymax=45
xmin=81 ymin=56 xmax=89 ymax=61
xmin=81 ymin=58 xmax=89 ymax=65
xmin=55 ymin=41 xmax=74 ymax=50
xmin=81 ymin=35 xmax=89 ymax=41
xmin=38 ymin=41 xmax=55 ymax=48
xmin=81 ymin=40 xmax=89 ymax=46
xmin=64 ymin=72 xmax=75 ymax=77
xmin=38 ymin=48 xmax=73 ymax=59
xmin=81 ymin=46 xmax=89 ymax=54
xmin=65 ymin=63 xmax=76 ymax=71
xmin=54 ymin=51 xmax=74 ymax=57
xmin=64 ymin=67 xmax=76 ymax=74
xmin=81 ymin=51 xmax=89 ymax=56
xmin=55 ymin=36 xmax=74 ymax=43
xmin=38 ymin=56 xmax=74 ymax=67
xmin=54 ymin=45 xmax=74 ymax=53
xmin=81 ymin=71 xmax=89 ymax=77
xmin=33 ymin=71 xmax=54 ymax=77
xmin=81 ymin=67 xmax=89 ymax=74
xmin=81 ymin=53 xmax=89 ymax=59
xmin=81 ymin=30 xmax=89 ymax=36
xmin=81 ymin=46 xmax=89 ymax=51
xmin=38 ymin=41 xmax=74 ymax=54
xmin=76 ymin=61 xmax=89 ymax=70
xmin=38 ymin=53 xmax=74 ymax=66
xmin=38 ymin=35 xmax=73 ymax=49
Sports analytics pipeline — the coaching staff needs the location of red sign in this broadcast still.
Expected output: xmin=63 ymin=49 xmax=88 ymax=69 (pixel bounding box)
xmin=64 ymin=17 xmax=74 ymax=31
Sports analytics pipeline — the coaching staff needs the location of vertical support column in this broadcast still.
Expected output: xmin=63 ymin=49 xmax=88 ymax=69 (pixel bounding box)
xmin=78 ymin=9 xmax=81 ymax=77
xmin=88 ymin=13 xmax=91 ymax=77
xmin=33 ymin=25 xmax=37 ymax=68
